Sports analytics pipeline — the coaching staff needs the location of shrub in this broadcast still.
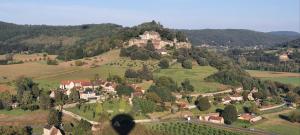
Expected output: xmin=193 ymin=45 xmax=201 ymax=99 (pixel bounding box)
xmin=158 ymin=59 xmax=170 ymax=69
xmin=195 ymin=96 xmax=211 ymax=111
xmin=47 ymin=59 xmax=58 ymax=65
xmin=75 ymin=60 xmax=84 ymax=66
xmin=182 ymin=59 xmax=192 ymax=69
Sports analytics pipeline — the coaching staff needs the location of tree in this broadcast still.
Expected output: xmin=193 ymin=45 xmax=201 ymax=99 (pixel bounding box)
xmin=15 ymin=77 xmax=40 ymax=104
xmin=124 ymin=69 xmax=138 ymax=78
xmin=39 ymin=92 xmax=51 ymax=110
xmin=182 ymin=59 xmax=192 ymax=69
xmin=145 ymin=40 xmax=155 ymax=51
xmin=195 ymin=96 xmax=211 ymax=111
xmin=286 ymin=91 xmax=300 ymax=103
xmin=21 ymin=91 xmax=33 ymax=105
xmin=138 ymin=65 xmax=153 ymax=80
xmin=48 ymin=109 xmax=62 ymax=127
xmin=181 ymin=79 xmax=194 ymax=92
xmin=196 ymin=57 xmax=209 ymax=66
xmin=145 ymin=92 xmax=162 ymax=103
xmin=69 ymin=89 xmax=80 ymax=102
xmin=243 ymin=101 xmax=259 ymax=114
xmin=158 ymin=59 xmax=169 ymax=69
xmin=54 ymin=91 xmax=65 ymax=105
xmin=72 ymin=119 xmax=92 ymax=135
xmin=222 ymin=105 xmax=238 ymax=124
xmin=116 ymin=84 xmax=134 ymax=96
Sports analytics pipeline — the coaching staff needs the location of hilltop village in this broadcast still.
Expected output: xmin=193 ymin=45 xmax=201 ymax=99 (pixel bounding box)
xmin=0 ymin=21 xmax=299 ymax=135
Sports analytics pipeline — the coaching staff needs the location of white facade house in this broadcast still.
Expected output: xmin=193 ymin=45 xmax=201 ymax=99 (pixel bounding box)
xmin=43 ymin=125 xmax=62 ymax=135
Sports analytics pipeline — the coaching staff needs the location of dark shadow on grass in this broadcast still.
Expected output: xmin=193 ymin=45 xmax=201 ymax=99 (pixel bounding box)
xmin=111 ymin=114 xmax=135 ymax=135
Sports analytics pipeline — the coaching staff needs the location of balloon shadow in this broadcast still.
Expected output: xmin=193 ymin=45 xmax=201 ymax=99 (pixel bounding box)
xmin=111 ymin=114 xmax=135 ymax=135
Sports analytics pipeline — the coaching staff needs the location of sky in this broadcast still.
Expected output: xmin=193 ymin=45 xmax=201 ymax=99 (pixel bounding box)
xmin=0 ymin=0 xmax=299 ymax=32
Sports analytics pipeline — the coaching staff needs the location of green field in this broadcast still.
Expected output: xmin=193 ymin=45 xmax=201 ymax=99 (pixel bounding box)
xmin=260 ymin=77 xmax=300 ymax=86
xmin=154 ymin=64 xmax=229 ymax=93
xmin=247 ymin=70 xmax=300 ymax=86
xmin=251 ymin=109 xmax=300 ymax=135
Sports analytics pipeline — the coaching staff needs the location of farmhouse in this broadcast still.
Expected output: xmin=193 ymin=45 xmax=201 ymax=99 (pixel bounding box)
xmin=199 ymin=113 xmax=224 ymax=124
xmin=59 ymin=80 xmax=94 ymax=90
xmin=229 ymin=94 xmax=243 ymax=101
xmin=222 ymin=96 xmax=232 ymax=104
xmin=279 ymin=53 xmax=289 ymax=61
xmin=79 ymin=90 xmax=99 ymax=100
xmin=43 ymin=125 xmax=62 ymax=135
xmin=127 ymin=31 xmax=191 ymax=50
xmin=100 ymin=81 xmax=117 ymax=93
xmin=238 ymin=113 xmax=262 ymax=123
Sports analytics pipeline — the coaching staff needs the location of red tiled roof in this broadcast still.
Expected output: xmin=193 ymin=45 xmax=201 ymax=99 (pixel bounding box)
xmin=209 ymin=116 xmax=223 ymax=121
xmin=60 ymin=80 xmax=91 ymax=85
xmin=240 ymin=113 xmax=252 ymax=120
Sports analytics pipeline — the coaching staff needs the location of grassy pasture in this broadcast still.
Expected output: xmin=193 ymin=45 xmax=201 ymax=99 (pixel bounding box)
xmin=247 ymin=70 xmax=300 ymax=86
xmin=251 ymin=109 xmax=300 ymax=135
xmin=154 ymin=64 xmax=229 ymax=93
xmin=0 ymin=53 xmax=57 ymax=62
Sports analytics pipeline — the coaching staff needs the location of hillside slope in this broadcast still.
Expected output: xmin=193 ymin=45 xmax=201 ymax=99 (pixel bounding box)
xmin=182 ymin=29 xmax=299 ymax=47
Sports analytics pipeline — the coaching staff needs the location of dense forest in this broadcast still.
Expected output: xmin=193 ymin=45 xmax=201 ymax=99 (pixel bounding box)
xmin=0 ymin=21 xmax=184 ymax=60
xmin=182 ymin=29 xmax=299 ymax=47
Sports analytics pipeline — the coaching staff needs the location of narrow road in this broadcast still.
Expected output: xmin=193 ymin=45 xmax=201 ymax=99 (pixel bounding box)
xmin=259 ymin=102 xmax=286 ymax=111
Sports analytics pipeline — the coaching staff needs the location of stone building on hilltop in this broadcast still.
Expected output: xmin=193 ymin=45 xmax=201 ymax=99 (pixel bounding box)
xmin=127 ymin=31 xmax=191 ymax=50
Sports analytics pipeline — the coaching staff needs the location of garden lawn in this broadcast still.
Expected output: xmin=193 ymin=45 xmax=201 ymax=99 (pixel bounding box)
xmin=154 ymin=64 xmax=229 ymax=93
xmin=65 ymin=99 xmax=132 ymax=121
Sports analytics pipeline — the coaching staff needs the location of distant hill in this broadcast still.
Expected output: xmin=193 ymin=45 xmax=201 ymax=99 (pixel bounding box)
xmin=275 ymin=38 xmax=300 ymax=48
xmin=1 ymin=20 xmax=299 ymax=59
xmin=268 ymin=31 xmax=300 ymax=37
xmin=182 ymin=29 xmax=300 ymax=47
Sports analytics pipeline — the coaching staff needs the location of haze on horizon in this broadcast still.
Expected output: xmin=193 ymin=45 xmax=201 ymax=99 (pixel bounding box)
xmin=0 ymin=0 xmax=299 ymax=32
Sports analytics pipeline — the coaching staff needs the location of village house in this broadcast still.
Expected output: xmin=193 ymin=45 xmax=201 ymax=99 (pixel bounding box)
xmin=234 ymin=87 xmax=243 ymax=93
xmin=222 ymin=96 xmax=232 ymax=104
xmin=248 ymin=87 xmax=258 ymax=101
xmin=199 ymin=113 xmax=224 ymax=124
xmin=59 ymin=80 xmax=94 ymax=90
xmin=238 ymin=113 xmax=262 ymax=123
xmin=79 ymin=90 xmax=99 ymax=100
xmin=43 ymin=125 xmax=62 ymax=135
xmin=229 ymin=94 xmax=243 ymax=102
xmin=156 ymin=48 xmax=168 ymax=55
xmin=127 ymin=31 xmax=191 ymax=50
xmin=279 ymin=53 xmax=289 ymax=61
xmin=100 ymin=81 xmax=117 ymax=93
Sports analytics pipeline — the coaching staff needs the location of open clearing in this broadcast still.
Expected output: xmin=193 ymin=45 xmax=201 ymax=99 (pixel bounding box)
xmin=154 ymin=64 xmax=229 ymax=93
xmin=0 ymin=109 xmax=77 ymax=134
xmin=247 ymin=70 xmax=300 ymax=86
xmin=251 ymin=109 xmax=300 ymax=135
